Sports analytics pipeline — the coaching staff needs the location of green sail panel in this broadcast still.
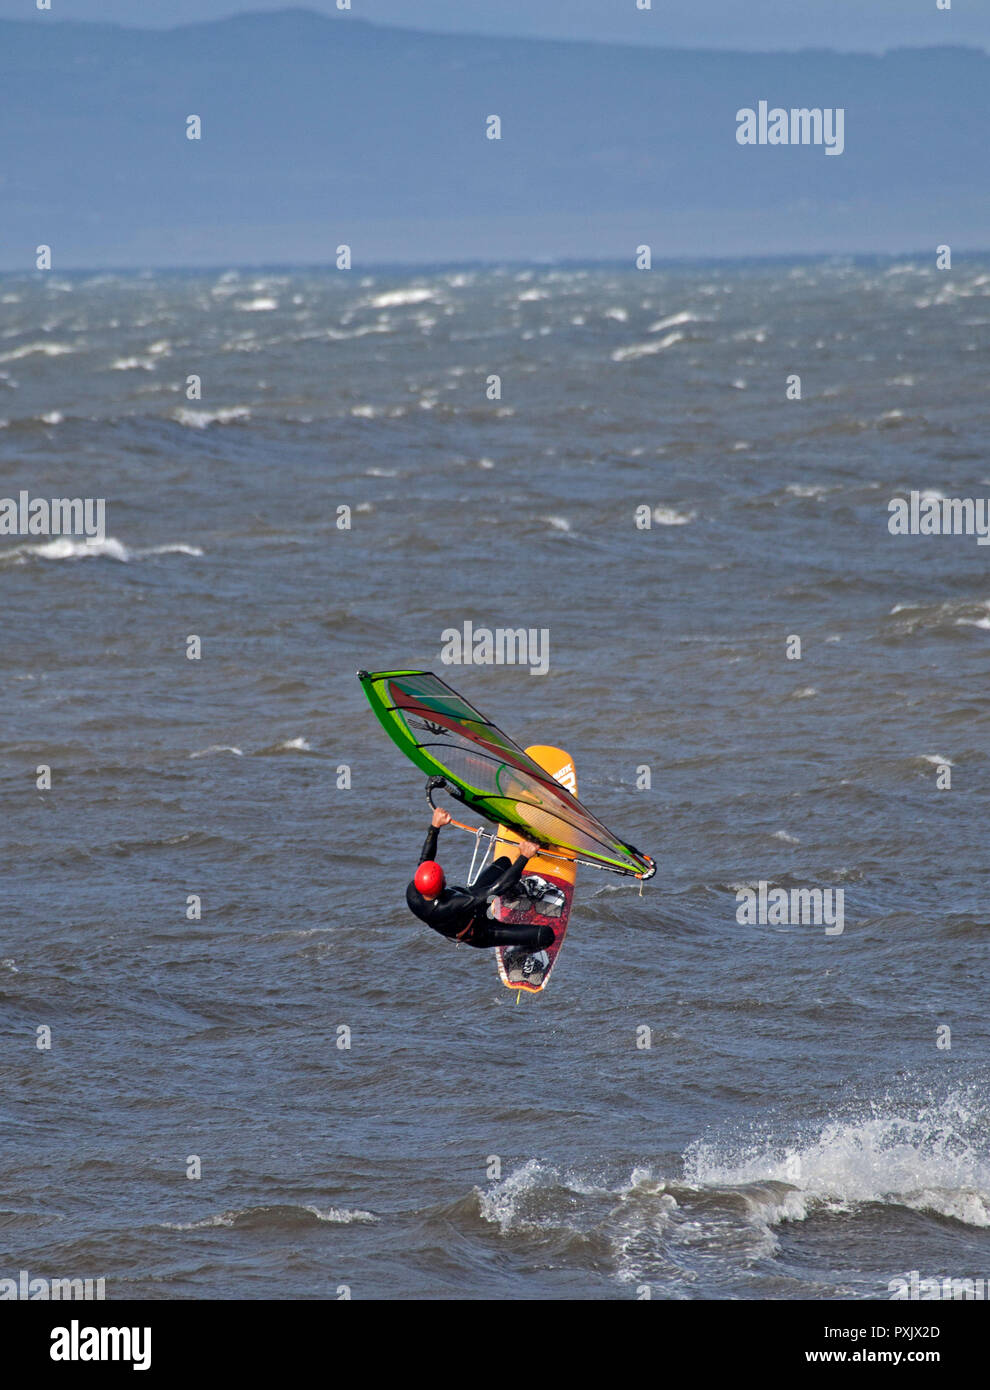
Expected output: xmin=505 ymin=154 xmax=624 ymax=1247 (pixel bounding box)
xmin=358 ymin=669 xmax=652 ymax=878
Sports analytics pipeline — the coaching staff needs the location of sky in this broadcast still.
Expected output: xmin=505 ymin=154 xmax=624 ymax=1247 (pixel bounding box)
xmin=8 ymin=1 xmax=990 ymax=52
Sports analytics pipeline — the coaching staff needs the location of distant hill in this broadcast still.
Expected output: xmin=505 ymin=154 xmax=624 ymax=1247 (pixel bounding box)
xmin=1 ymin=8 xmax=987 ymax=267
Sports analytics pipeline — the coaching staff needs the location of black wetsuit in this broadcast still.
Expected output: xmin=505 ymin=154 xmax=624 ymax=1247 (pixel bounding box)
xmin=406 ymin=825 xmax=554 ymax=951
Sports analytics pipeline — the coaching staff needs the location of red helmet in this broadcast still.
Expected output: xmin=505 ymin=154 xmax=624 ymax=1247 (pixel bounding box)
xmin=414 ymin=861 xmax=445 ymax=897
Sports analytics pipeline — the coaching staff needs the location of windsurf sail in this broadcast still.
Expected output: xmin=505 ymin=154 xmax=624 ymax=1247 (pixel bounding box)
xmin=358 ymin=669 xmax=654 ymax=879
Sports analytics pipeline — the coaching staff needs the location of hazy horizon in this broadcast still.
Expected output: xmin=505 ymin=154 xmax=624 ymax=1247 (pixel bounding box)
xmin=4 ymin=250 xmax=988 ymax=277
xmin=5 ymin=1 xmax=988 ymax=54
xmin=4 ymin=9 xmax=987 ymax=269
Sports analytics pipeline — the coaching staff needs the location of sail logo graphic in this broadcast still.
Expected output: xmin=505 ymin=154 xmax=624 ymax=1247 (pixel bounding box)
xmin=410 ymin=717 xmax=447 ymax=738
xmin=440 ymin=621 xmax=550 ymax=676
xmin=736 ymin=102 xmax=845 ymax=156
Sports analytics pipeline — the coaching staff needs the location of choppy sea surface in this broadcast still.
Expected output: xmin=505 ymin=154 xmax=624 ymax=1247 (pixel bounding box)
xmin=1 ymin=261 xmax=988 ymax=1299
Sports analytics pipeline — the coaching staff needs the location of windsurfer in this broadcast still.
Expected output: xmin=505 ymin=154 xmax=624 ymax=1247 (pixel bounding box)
xmin=406 ymin=807 xmax=555 ymax=951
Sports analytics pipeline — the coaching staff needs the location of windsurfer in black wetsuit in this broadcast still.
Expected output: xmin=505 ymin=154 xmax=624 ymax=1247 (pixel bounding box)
xmin=406 ymin=807 xmax=555 ymax=953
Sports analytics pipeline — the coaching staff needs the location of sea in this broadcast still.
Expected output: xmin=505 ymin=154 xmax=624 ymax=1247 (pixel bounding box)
xmin=1 ymin=259 xmax=988 ymax=1299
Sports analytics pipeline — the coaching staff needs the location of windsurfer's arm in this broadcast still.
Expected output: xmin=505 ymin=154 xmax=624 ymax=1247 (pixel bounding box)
xmin=474 ymin=838 xmax=540 ymax=900
xmin=418 ymin=806 xmax=452 ymax=863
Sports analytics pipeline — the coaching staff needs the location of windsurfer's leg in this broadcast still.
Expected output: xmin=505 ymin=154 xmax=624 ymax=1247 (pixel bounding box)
xmin=471 ymin=922 xmax=554 ymax=950
xmin=471 ymin=857 xmax=514 ymax=893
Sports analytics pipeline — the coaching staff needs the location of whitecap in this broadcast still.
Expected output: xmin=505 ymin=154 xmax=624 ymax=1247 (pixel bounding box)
xmin=652 ymin=505 xmax=695 ymax=526
xmin=648 ymin=310 xmax=700 ymax=332
xmin=0 ymin=342 xmax=75 ymax=363
xmin=174 ymin=406 xmax=251 ymax=428
xmin=111 ymin=357 xmax=157 ymax=371
xmin=611 ymin=332 xmax=685 ymax=362
xmin=21 ymin=537 xmax=130 ymax=562
xmin=684 ymin=1088 xmax=990 ymax=1230
xmin=368 ymin=288 xmax=434 ymax=308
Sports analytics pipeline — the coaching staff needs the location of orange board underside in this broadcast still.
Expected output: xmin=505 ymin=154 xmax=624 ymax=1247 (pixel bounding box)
xmin=493 ymin=744 xmax=577 ymax=994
